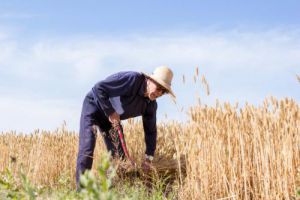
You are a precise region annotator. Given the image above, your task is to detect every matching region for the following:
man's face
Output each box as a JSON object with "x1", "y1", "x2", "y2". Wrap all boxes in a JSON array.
[{"x1": 147, "y1": 79, "x2": 167, "y2": 101}]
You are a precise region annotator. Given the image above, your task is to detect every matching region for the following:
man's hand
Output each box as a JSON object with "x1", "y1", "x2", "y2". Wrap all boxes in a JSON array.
[{"x1": 109, "y1": 112, "x2": 120, "y2": 128}]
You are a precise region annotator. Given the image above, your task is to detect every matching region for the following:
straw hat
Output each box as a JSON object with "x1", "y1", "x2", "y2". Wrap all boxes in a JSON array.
[{"x1": 143, "y1": 66, "x2": 176, "y2": 99}]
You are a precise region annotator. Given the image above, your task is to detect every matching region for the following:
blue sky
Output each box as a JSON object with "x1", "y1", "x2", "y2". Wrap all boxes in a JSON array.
[{"x1": 0, "y1": 0, "x2": 299, "y2": 133}]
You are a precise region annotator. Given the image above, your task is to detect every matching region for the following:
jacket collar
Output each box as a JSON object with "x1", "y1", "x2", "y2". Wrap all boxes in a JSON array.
[{"x1": 138, "y1": 75, "x2": 147, "y2": 97}]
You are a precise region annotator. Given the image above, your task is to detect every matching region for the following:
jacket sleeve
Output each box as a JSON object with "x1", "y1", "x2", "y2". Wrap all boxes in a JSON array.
[
  {"x1": 92, "y1": 72, "x2": 136, "y2": 117},
  {"x1": 142, "y1": 101, "x2": 158, "y2": 156}
]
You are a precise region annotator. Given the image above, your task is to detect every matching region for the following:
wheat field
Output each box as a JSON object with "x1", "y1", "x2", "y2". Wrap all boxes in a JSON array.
[
  {"x1": 1, "y1": 71, "x2": 300, "y2": 199},
  {"x1": 1, "y1": 95, "x2": 299, "y2": 199}
]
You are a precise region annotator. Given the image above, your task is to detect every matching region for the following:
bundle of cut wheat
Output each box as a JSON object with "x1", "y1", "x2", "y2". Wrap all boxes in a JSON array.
[{"x1": 113, "y1": 155, "x2": 186, "y2": 182}]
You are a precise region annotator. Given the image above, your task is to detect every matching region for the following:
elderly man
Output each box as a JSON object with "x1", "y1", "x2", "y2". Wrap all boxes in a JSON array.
[{"x1": 75, "y1": 66, "x2": 175, "y2": 188}]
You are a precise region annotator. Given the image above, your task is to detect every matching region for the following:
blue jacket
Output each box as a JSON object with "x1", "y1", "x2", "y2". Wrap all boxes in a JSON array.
[{"x1": 91, "y1": 71, "x2": 157, "y2": 156}]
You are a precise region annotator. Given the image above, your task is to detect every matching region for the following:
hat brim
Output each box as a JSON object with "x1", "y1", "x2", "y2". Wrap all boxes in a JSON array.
[{"x1": 142, "y1": 72, "x2": 176, "y2": 100}]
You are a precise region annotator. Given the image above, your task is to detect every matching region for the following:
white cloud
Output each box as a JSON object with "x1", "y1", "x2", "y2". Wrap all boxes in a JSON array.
[
  {"x1": 2, "y1": 29, "x2": 299, "y2": 81},
  {"x1": 0, "y1": 28, "x2": 299, "y2": 132},
  {"x1": 0, "y1": 96, "x2": 80, "y2": 133}
]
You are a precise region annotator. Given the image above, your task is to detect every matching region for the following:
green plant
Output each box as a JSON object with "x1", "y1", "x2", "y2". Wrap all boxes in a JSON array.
[
  {"x1": 0, "y1": 167, "x2": 38, "y2": 200},
  {"x1": 79, "y1": 152, "x2": 117, "y2": 200},
  {"x1": 20, "y1": 169, "x2": 37, "y2": 200},
  {"x1": 57, "y1": 171, "x2": 72, "y2": 189},
  {"x1": 0, "y1": 168, "x2": 20, "y2": 199}
]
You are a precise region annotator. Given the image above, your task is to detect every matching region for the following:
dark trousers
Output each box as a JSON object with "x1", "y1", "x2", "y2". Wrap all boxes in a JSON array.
[{"x1": 75, "y1": 93, "x2": 124, "y2": 189}]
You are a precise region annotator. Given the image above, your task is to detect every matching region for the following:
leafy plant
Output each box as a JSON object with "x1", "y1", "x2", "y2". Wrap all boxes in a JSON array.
[
  {"x1": 0, "y1": 167, "x2": 38, "y2": 200},
  {"x1": 78, "y1": 152, "x2": 117, "y2": 200}
]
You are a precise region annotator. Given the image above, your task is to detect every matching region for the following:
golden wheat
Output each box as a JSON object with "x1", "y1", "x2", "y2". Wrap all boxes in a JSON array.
[
  {"x1": 1, "y1": 69, "x2": 299, "y2": 199},
  {"x1": 1, "y1": 96, "x2": 299, "y2": 199}
]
